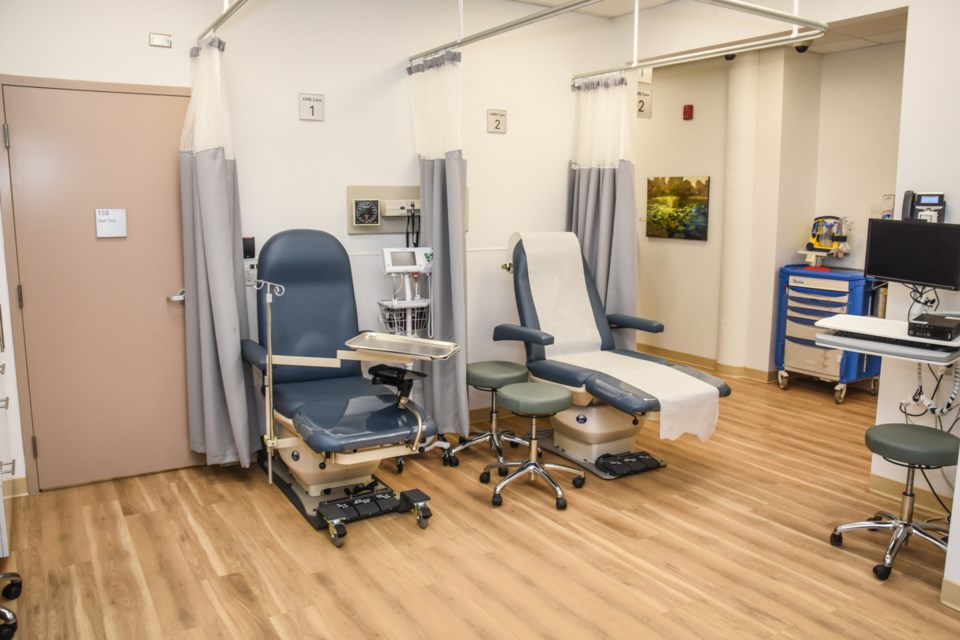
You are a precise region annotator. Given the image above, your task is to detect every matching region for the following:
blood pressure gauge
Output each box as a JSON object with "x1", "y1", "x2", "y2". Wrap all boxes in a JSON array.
[{"x1": 353, "y1": 199, "x2": 380, "y2": 226}]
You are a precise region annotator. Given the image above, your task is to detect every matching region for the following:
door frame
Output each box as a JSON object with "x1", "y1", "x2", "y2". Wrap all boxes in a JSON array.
[{"x1": 0, "y1": 75, "x2": 191, "y2": 494}]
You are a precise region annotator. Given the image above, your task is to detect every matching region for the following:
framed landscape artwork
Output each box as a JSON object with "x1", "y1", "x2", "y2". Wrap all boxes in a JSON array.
[{"x1": 646, "y1": 176, "x2": 710, "y2": 241}]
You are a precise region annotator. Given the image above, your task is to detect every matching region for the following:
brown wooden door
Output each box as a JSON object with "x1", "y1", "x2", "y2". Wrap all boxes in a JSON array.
[{"x1": 1, "y1": 80, "x2": 202, "y2": 489}]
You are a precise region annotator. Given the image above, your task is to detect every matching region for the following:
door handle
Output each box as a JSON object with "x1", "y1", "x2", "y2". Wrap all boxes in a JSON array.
[{"x1": 167, "y1": 289, "x2": 185, "y2": 303}]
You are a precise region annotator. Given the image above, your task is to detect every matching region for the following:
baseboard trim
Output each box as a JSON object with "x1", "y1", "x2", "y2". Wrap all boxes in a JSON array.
[
  {"x1": 634, "y1": 344, "x2": 774, "y2": 383},
  {"x1": 868, "y1": 473, "x2": 954, "y2": 513},
  {"x1": 714, "y1": 363, "x2": 777, "y2": 383},
  {"x1": 941, "y1": 578, "x2": 960, "y2": 612},
  {"x1": 469, "y1": 407, "x2": 490, "y2": 426},
  {"x1": 469, "y1": 407, "x2": 519, "y2": 426},
  {"x1": 3, "y1": 476, "x2": 28, "y2": 499}
]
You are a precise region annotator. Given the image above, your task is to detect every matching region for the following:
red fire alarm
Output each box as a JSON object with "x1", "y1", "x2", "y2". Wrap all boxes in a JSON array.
[{"x1": 683, "y1": 104, "x2": 694, "y2": 120}]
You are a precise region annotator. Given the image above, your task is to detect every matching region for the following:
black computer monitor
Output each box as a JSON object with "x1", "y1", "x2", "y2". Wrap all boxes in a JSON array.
[{"x1": 864, "y1": 218, "x2": 960, "y2": 291}]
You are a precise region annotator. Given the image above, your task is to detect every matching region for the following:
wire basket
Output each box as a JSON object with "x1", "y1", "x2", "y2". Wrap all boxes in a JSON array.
[{"x1": 378, "y1": 300, "x2": 429, "y2": 336}]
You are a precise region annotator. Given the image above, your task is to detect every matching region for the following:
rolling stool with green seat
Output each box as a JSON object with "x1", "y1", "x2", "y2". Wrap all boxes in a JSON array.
[
  {"x1": 442, "y1": 361, "x2": 530, "y2": 468},
  {"x1": 480, "y1": 382, "x2": 585, "y2": 510},
  {"x1": 830, "y1": 422, "x2": 960, "y2": 580}
]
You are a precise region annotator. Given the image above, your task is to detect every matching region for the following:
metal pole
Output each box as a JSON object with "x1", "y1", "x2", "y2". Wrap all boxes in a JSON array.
[
  {"x1": 409, "y1": 0, "x2": 603, "y2": 62},
  {"x1": 197, "y1": 0, "x2": 251, "y2": 41},
  {"x1": 573, "y1": 0, "x2": 827, "y2": 80},
  {"x1": 694, "y1": 0, "x2": 826, "y2": 32},
  {"x1": 573, "y1": 28, "x2": 824, "y2": 79}
]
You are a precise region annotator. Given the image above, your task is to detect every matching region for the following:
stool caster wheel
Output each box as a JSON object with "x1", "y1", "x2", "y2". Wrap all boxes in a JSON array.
[
  {"x1": 442, "y1": 452, "x2": 459, "y2": 467},
  {"x1": 873, "y1": 564, "x2": 891, "y2": 581},
  {"x1": 573, "y1": 476, "x2": 585, "y2": 489},
  {"x1": 0, "y1": 622, "x2": 16, "y2": 640},
  {"x1": 866, "y1": 515, "x2": 882, "y2": 531},
  {"x1": 829, "y1": 532, "x2": 842, "y2": 546},
  {"x1": 479, "y1": 471, "x2": 491, "y2": 484},
  {"x1": 509, "y1": 441, "x2": 519, "y2": 448},
  {"x1": 492, "y1": 494, "x2": 503, "y2": 507},
  {"x1": 396, "y1": 457, "x2": 404, "y2": 474},
  {"x1": 556, "y1": 497, "x2": 567, "y2": 510},
  {"x1": 1, "y1": 581, "x2": 21, "y2": 600},
  {"x1": 498, "y1": 466, "x2": 508, "y2": 477}
]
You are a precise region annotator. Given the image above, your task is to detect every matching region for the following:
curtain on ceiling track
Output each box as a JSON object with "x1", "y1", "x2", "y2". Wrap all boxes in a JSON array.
[
  {"x1": 407, "y1": 50, "x2": 470, "y2": 437},
  {"x1": 567, "y1": 73, "x2": 639, "y2": 349},
  {"x1": 179, "y1": 36, "x2": 258, "y2": 465}
]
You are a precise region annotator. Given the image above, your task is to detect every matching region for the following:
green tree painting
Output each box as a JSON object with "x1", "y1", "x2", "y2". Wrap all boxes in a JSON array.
[{"x1": 646, "y1": 176, "x2": 710, "y2": 240}]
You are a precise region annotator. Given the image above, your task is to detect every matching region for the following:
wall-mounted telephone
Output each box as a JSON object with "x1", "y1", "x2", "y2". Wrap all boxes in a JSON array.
[{"x1": 902, "y1": 190, "x2": 946, "y2": 223}]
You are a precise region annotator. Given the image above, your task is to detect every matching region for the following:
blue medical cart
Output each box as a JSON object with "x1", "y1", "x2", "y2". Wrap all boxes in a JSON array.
[{"x1": 774, "y1": 265, "x2": 882, "y2": 403}]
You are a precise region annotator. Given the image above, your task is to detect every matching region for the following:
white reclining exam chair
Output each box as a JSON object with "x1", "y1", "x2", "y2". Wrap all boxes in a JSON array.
[{"x1": 495, "y1": 232, "x2": 731, "y2": 478}]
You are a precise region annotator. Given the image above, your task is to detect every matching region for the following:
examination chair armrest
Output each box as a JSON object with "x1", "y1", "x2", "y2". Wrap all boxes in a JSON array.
[
  {"x1": 526, "y1": 360, "x2": 596, "y2": 387},
  {"x1": 607, "y1": 314, "x2": 664, "y2": 334},
  {"x1": 672, "y1": 363, "x2": 733, "y2": 397},
  {"x1": 585, "y1": 373, "x2": 661, "y2": 415},
  {"x1": 525, "y1": 362, "x2": 662, "y2": 414},
  {"x1": 241, "y1": 339, "x2": 267, "y2": 371},
  {"x1": 493, "y1": 323, "x2": 554, "y2": 346}
]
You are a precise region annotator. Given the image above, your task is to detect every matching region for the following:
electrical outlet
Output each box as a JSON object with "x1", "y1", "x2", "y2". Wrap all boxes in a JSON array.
[
  {"x1": 149, "y1": 33, "x2": 173, "y2": 48},
  {"x1": 244, "y1": 262, "x2": 257, "y2": 286}
]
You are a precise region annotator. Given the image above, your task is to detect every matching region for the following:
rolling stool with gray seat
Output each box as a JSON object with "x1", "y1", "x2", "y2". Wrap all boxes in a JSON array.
[
  {"x1": 442, "y1": 361, "x2": 529, "y2": 469},
  {"x1": 830, "y1": 422, "x2": 960, "y2": 580},
  {"x1": 480, "y1": 382, "x2": 585, "y2": 510}
]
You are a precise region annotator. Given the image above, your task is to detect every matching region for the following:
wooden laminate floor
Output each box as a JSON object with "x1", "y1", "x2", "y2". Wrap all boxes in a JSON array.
[{"x1": 2, "y1": 375, "x2": 959, "y2": 638}]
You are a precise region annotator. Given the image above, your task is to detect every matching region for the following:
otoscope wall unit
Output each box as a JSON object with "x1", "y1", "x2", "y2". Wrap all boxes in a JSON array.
[{"x1": 345, "y1": 185, "x2": 420, "y2": 236}]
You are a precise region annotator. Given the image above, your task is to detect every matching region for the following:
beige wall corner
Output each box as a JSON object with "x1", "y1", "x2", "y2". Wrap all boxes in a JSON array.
[
  {"x1": 941, "y1": 578, "x2": 960, "y2": 612},
  {"x1": 869, "y1": 473, "x2": 953, "y2": 513}
]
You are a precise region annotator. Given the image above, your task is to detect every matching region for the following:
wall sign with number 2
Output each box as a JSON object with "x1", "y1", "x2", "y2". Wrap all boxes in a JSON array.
[{"x1": 487, "y1": 109, "x2": 507, "y2": 134}]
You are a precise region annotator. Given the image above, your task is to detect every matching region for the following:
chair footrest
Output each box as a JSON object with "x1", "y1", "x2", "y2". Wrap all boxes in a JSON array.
[
  {"x1": 595, "y1": 451, "x2": 664, "y2": 477},
  {"x1": 258, "y1": 452, "x2": 431, "y2": 531},
  {"x1": 398, "y1": 488, "x2": 431, "y2": 512},
  {"x1": 317, "y1": 487, "x2": 402, "y2": 524}
]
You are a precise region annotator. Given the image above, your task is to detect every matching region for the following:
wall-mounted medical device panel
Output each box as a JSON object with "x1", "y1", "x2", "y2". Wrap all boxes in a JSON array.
[
  {"x1": 346, "y1": 185, "x2": 420, "y2": 235},
  {"x1": 383, "y1": 247, "x2": 433, "y2": 273}
]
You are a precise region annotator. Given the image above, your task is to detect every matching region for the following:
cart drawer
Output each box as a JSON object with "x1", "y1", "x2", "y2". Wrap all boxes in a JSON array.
[
  {"x1": 785, "y1": 317, "x2": 822, "y2": 342},
  {"x1": 787, "y1": 288, "x2": 849, "y2": 306},
  {"x1": 787, "y1": 304, "x2": 837, "y2": 320},
  {"x1": 784, "y1": 339, "x2": 842, "y2": 378},
  {"x1": 788, "y1": 275, "x2": 850, "y2": 293}
]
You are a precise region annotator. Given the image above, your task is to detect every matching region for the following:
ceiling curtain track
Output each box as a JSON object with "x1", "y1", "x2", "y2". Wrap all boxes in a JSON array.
[
  {"x1": 198, "y1": 0, "x2": 252, "y2": 40},
  {"x1": 575, "y1": 0, "x2": 827, "y2": 79},
  {"x1": 409, "y1": 0, "x2": 603, "y2": 63},
  {"x1": 406, "y1": 0, "x2": 826, "y2": 76}
]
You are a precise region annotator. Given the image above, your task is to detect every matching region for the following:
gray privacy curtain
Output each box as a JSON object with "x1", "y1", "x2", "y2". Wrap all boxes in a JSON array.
[
  {"x1": 420, "y1": 152, "x2": 470, "y2": 436},
  {"x1": 567, "y1": 74, "x2": 638, "y2": 349},
  {"x1": 179, "y1": 36, "x2": 258, "y2": 465},
  {"x1": 408, "y1": 51, "x2": 470, "y2": 436}
]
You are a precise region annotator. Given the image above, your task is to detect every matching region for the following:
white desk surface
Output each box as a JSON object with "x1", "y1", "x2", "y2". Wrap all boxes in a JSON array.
[
  {"x1": 814, "y1": 315, "x2": 960, "y2": 365},
  {"x1": 816, "y1": 314, "x2": 960, "y2": 345}
]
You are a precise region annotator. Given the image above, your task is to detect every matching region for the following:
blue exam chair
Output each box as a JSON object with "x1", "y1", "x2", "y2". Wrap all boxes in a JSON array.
[
  {"x1": 495, "y1": 232, "x2": 731, "y2": 477},
  {"x1": 241, "y1": 229, "x2": 437, "y2": 546}
]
